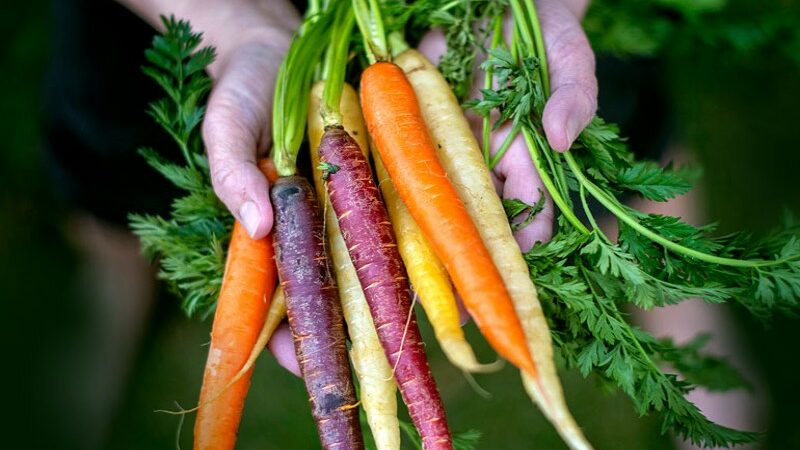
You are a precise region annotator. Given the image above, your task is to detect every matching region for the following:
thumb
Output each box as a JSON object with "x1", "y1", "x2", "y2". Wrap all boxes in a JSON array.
[
  {"x1": 203, "y1": 45, "x2": 277, "y2": 239},
  {"x1": 538, "y1": 0, "x2": 598, "y2": 152}
]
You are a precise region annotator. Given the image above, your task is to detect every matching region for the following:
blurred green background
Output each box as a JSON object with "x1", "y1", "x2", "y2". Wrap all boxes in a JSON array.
[{"x1": 2, "y1": 0, "x2": 799, "y2": 449}]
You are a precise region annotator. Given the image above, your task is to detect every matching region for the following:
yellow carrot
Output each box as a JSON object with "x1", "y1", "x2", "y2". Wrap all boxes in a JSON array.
[
  {"x1": 371, "y1": 147, "x2": 499, "y2": 373},
  {"x1": 308, "y1": 81, "x2": 401, "y2": 450},
  {"x1": 395, "y1": 49, "x2": 592, "y2": 450}
]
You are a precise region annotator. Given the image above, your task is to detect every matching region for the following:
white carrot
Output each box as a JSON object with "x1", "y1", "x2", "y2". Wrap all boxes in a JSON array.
[{"x1": 395, "y1": 48, "x2": 593, "y2": 450}]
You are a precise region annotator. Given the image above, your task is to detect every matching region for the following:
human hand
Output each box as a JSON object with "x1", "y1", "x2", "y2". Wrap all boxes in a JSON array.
[
  {"x1": 121, "y1": 0, "x2": 300, "y2": 239},
  {"x1": 420, "y1": 0, "x2": 598, "y2": 250},
  {"x1": 119, "y1": 0, "x2": 302, "y2": 371}
]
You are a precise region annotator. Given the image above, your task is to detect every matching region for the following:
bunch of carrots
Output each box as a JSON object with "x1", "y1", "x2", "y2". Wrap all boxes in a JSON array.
[{"x1": 159, "y1": 2, "x2": 590, "y2": 450}]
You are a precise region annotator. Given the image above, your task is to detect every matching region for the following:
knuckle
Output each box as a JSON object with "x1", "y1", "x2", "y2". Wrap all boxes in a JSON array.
[{"x1": 209, "y1": 161, "x2": 244, "y2": 201}]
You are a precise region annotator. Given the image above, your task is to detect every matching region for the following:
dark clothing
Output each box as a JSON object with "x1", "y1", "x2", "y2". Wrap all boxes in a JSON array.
[{"x1": 43, "y1": 0, "x2": 176, "y2": 224}]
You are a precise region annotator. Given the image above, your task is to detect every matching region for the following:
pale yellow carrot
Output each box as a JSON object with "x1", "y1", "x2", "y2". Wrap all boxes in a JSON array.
[
  {"x1": 371, "y1": 147, "x2": 500, "y2": 373},
  {"x1": 308, "y1": 81, "x2": 401, "y2": 450},
  {"x1": 395, "y1": 49, "x2": 592, "y2": 450}
]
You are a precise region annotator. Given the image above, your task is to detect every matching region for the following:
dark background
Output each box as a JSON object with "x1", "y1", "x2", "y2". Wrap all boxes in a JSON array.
[{"x1": 2, "y1": 0, "x2": 799, "y2": 448}]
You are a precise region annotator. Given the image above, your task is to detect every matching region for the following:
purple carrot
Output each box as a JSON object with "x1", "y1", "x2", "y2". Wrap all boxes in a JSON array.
[
  {"x1": 319, "y1": 126, "x2": 453, "y2": 450},
  {"x1": 271, "y1": 176, "x2": 364, "y2": 450}
]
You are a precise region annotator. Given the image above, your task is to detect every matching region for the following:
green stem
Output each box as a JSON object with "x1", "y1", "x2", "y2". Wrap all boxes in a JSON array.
[
  {"x1": 510, "y1": 22, "x2": 521, "y2": 62},
  {"x1": 564, "y1": 153, "x2": 790, "y2": 268},
  {"x1": 488, "y1": 124, "x2": 519, "y2": 170},
  {"x1": 523, "y1": 0, "x2": 550, "y2": 93},
  {"x1": 180, "y1": 144, "x2": 195, "y2": 169},
  {"x1": 352, "y1": 0, "x2": 377, "y2": 63},
  {"x1": 508, "y1": 0, "x2": 535, "y2": 53},
  {"x1": 483, "y1": 15, "x2": 504, "y2": 164},
  {"x1": 578, "y1": 184, "x2": 603, "y2": 236},
  {"x1": 352, "y1": 0, "x2": 389, "y2": 63},
  {"x1": 273, "y1": 147, "x2": 295, "y2": 177},
  {"x1": 271, "y1": 7, "x2": 332, "y2": 177},
  {"x1": 321, "y1": 4, "x2": 354, "y2": 127},
  {"x1": 368, "y1": 0, "x2": 388, "y2": 59},
  {"x1": 523, "y1": 128, "x2": 589, "y2": 234},
  {"x1": 174, "y1": 55, "x2": 195, "y2": 169},
  {"x1": 532, "y1": 128, "x2": 570, "y2": 203},
  {"x1": 388, "y1": 31, "x2": 409, "y2": 58}
]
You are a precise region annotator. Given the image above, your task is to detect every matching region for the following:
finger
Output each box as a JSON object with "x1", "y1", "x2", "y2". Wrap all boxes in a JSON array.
[
  {"x1": 203, "y1": 44, "x2": 279, "y2": 239},
  {"x1": 537, "y1": 0, "x2": 598, "y2": 152},
  {"x1": 492, "y1": 126, "x2": 554, "y2": 251},
  {"x1": 266, "y1": 322, "x2": 301, "y2": 377},
  {"x1": 417, "y1": 28, "x2": 447, "y2": 62}
]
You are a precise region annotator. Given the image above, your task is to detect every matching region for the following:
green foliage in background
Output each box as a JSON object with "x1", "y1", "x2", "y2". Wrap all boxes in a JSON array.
[{"x1": 585, "y1": 0, "x2": 800, "y2": 63}]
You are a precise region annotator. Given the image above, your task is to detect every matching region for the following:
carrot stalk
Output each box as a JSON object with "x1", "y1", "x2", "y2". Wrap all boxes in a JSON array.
[
  {"x1": 193, "y1": 219, "x2": 277, "y2": 450},
  {"x1": 309, "y1": 81, "x2": 401, "y2": 450},
  {"x1": 371, "y1": 149, "x2": 500, "y2": 374},
  {"x1": 359, "y1": 61, "x2": 537, "y2": 379},
  {"x1": 395, "y1": 49, "x2": 592, "y2": 450},
  {"x1": 271, "y1": 176, "x2": 364, "y2": 450}
]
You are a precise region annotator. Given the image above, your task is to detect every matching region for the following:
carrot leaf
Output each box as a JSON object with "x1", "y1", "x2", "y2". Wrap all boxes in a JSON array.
[
  {"x1": 502, "y1": 193, "x2": 545, "y2": 231},
  {"x1": 129, "y1": 16, "x2": 230, "y2": 319},
  {"x1": 430, "y1": 0, "x2": 800, "y2": 446}
]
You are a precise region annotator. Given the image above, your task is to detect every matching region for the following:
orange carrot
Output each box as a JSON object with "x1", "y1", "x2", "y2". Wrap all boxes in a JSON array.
[
  {"x1": 193, "y1": 163, "x2": 278, "y2": 450},
  {"x1": 360, "y1": 61, "x2": 536, "y2": 378}
]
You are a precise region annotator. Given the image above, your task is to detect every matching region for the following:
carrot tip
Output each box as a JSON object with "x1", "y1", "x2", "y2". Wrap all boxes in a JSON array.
[{"x1": 440, "y1": 338, "x2": 505, "y2": 374}]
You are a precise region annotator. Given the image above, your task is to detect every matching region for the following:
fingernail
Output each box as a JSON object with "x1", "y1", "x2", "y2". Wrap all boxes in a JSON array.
[{"x1": 239, "y1": 201, "x2": 261, "y2": 237}]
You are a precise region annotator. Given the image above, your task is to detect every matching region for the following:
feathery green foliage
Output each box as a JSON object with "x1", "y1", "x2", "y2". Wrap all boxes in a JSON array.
[
  {"x1": 502, "y1": 193, "x2": 545, "y2": 232},
  {"x1": 395, "y1": 0, "x2": 800, "y2": 446},
  {"x1": 128, "y1": 17, "x2": 229, "y2": 319}
]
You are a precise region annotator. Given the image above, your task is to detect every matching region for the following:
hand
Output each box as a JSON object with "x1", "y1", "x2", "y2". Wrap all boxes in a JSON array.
[
  {"x1": 121, "y1": 0, "x2": 300, "y2": 239},
  {"x1": 420, "y1": 0, "x2": 597, "y2": 250},
  {"x1": 119, "y1": 0, "x2": 302, "y2": 371}
]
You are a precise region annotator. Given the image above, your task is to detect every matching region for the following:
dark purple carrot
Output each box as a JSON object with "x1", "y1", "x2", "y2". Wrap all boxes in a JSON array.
[
  {"x1": 271, "y1": 176, "x2": 364, "y2": 450},
  {"x1": 319, "y1": 126, "x2": 452, "y2": 450}
]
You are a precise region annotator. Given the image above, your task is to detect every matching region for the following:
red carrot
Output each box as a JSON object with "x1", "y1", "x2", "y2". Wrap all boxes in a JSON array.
[
  {"x1": 319, "y1": 126, "x2": 452, "y2": 450},
  {"x1": 271, "y1": 175, "x2": 364, "y2": 450}
]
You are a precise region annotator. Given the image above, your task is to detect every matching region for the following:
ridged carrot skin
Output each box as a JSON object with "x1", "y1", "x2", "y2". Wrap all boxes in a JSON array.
[
  {"x1": 308, "y1": 82, "x2": 401, "y2": 450},
  {"x1": 371, "y1": 151, "x2": 494, "y2": 373},
  {"x1": 193, "y1": 220, "x2": 276, "y2": 450},
  {"x1": 319, "y1": 126, "x2": 452, "y2": 450},
  {"x1": 224, "y1": 287, "x2": 287, "y2": 391},
  {"x1": 271, "y1": 176, "x2": 364, "y2": 450},
  {"x1": 360, "y1": 61, "x2": 537, "y2": 378},
  {"x1": 396, "y1": 49, "x2": 592, "y2": 450}
]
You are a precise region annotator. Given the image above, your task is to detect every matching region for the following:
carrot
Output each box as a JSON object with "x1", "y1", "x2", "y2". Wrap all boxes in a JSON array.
[
  {"x1": 220, "y1": 286, "x2": 287, "y2": 396},
  {"x1": 319, "y1": 125, "x2": 452, "y2": 450},
  {"x1": 193, "y1": 218, "x2": 277, "y2": 450},
  {"x1": 271, "y1": 176, "x2": 364, "y2": 450},
  {"x1": 395, "y1": 49, "x2": 592, "y2": 450},
  {"x1": 359, "y1": 61, "x2": 537, "y2": 379},
  {"x1": 309, "y1": 81, "x2": 401, "y2": 450},
  {"x1": 371, "y1": 148, "x2": 499, "y2": 374}
]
